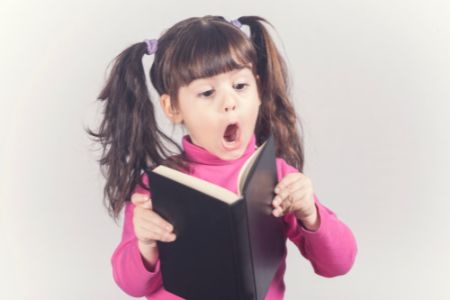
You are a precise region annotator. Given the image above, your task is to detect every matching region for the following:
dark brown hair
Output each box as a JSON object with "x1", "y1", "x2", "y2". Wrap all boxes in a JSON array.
[{"x1": 87, "y1": 15, "x2": 304, "y2": 221}]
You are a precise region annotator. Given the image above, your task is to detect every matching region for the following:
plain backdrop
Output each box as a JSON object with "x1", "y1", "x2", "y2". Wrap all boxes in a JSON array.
[{"x1": 1, "y1": 0, "x2": 449, "y2": 299}]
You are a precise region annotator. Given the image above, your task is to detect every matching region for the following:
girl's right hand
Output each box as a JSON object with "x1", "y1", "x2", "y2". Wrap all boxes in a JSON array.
[{"x1": 131, "y1": 193, "x2": 177, "y2": 246}]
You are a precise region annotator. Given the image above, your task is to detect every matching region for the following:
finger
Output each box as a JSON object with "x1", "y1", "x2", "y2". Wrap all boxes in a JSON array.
[
  {"x1": 135, "y1": 212, "x2": 176, "y2": 240},
  {"x1": 272, "y1": 195, "x2": 283, "y2": 208},
  {"x1": 131, "y1": 193, "x2": 152, "y2": 209},
  {"x1": 272, "y1": 206, "x2": 284, "y2": 217},
  {"x1": 275, "y1": 185, "x2": 306, "y2": 216},
  {"x1": 280, "y1": 196, "x2": 295, "y2": 214},
  {"x1": 272, "y1": 182, "x2": 305, "y2": 208},
  {"x1": 274, "y1": 173, "x2": 303, "y2": 194},
  {"x1": 131, "y1": 193, "x2": 149, "y2": 204},
  {"x1": 272, "y1": 195, "x2": 291, "y2": 216},
  {"x1": 137, "y1": 224, "x2": 177, "y2": 242},
  {"x1": 136, "y1": 207, "x2": 174, "y2": 231},
  {"x1": 144, "y1": 224, "x2": 176, "y2": 241},
  {"x1": 142, "y1": 199, "x2": 152, "y2": 209}
]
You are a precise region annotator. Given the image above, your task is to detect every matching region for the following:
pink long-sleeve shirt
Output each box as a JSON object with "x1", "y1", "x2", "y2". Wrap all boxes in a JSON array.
[{"x1": 111, "y1": 134, "x2": 357, "y2": 299}]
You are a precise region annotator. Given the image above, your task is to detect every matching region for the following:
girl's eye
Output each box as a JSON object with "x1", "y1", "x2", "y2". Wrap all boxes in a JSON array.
[
  {"x1": 234, "y1": 83, "x2": 249, "y2": 91},
  {"x1": 198, "y1": 83, "x2": 248, "y2": 98},
  {"x1": 199, "y1": 89, "x2": 215, "y2": 98}
]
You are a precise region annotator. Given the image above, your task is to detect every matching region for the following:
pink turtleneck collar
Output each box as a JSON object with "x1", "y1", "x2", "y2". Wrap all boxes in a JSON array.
[{"x1": 181, "y1": 134, "x2": 257, "y2": 166}]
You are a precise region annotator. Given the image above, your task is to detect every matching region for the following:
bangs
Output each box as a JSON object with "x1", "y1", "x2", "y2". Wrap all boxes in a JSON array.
[{"x1": 169, "y1": 23, "x2": 257, "y2": 88}]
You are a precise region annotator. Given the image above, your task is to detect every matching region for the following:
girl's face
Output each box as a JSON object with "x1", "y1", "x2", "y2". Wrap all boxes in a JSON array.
[{"x1": 162, "y1": 67, "x2": 261, "y2": 160}]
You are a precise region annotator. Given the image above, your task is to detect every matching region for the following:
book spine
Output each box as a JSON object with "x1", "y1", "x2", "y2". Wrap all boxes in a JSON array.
[{"x1": 230, "y1": 200, "x2": 256, "y2": 300}]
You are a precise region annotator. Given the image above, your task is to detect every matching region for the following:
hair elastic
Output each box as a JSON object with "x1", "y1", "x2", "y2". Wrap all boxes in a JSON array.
[
  {"x1": 230, "y1": 19, "x2": 242, "y2": 28},
  {"x1": 144, "y1": 39, "x2": 158, "y2": 55}
]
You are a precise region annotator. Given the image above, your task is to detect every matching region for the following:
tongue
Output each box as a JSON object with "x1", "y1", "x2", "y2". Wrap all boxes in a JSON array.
[{"x1": 224, "y1": 124, "x2": 237, "y2": 142}]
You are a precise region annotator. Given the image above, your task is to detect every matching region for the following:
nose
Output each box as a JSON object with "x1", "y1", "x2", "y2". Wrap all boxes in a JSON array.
[
  {"x1": 223, "y1": 95, "x2": 237, "y2": 112},
  {"x1": 225, "y1": 103, "x2": 236, "y2": 112}
]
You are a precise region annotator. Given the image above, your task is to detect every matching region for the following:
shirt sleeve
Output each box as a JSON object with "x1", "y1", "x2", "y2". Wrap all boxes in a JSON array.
[
  {"x1": 110, "y1": 173, "x2": 183, "y2": 299},
  {"x1": 276, "y1": 158, "x2": 358, "y2": 277}
]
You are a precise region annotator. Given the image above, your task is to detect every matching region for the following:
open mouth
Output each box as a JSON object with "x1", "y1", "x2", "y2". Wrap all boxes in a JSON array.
[
  {"x1": 224, "y1": 123, "x2": 239, "y2": 142},
  {"x1": 222, "y1": 122, "x2": 241, "y2": 150}
]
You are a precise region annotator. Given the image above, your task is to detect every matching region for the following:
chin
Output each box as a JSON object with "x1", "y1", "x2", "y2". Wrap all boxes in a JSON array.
[
  {"x1": 220, "y1": 153, "x2": 242, "y2": 160},
  {"x1": 217, "y1": 146, "x2": 246, "y2": 161}
]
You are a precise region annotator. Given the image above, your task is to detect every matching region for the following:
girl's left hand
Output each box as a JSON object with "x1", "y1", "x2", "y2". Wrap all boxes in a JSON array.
[{"x1": 272, "y1": 172, "x2": 320, "y2": 231}]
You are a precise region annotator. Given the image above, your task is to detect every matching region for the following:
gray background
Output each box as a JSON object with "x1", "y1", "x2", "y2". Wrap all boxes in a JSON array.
[{"x1": 1, "y1": 0, "x2": 449, "y2": 299}]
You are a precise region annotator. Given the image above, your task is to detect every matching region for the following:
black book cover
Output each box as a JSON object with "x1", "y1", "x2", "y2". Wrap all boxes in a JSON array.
[{"x1": 146, "y1": 134, "x2": 285, "y2": 300}]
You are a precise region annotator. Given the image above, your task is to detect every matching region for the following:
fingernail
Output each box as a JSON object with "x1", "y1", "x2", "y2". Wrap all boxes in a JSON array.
[{"x1": 274, "y1": 187, "x2": 280, "y2": 193}]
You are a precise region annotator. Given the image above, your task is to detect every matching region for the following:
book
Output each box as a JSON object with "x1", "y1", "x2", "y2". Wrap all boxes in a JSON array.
[{"x1": 146, "y1": 134, "x2": 285, "y2": 300}]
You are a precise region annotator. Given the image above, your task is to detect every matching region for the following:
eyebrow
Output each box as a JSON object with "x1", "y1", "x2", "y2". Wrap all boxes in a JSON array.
[
  {"x1": 190, "y1": 67, "x2": 253, "y2": 87},
  {"x1": 234, "y1": 63, "x2": 254, "y2": 73},
  {"x1": 233, "y1": 66, "x2": 253, "y2": 75}
]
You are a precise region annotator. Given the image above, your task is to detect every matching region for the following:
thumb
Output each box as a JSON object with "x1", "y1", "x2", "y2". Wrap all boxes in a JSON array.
[
  {"x1": 141, "y1": 198, "x2": 152, "y2": 210},
  {"x1": 131, "y1": 193, "x2": 152, "y2": 209}
]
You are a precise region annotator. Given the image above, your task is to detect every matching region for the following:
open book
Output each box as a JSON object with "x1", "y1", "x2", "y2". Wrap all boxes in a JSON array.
[{"x1": 146, "y1": 134, "x2": 285, "y2": 300}]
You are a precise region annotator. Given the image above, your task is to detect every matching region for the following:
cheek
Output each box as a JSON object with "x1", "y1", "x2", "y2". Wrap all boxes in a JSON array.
[
  {"x1": 243, "y1": 98, "x2": 261, "y2": 118},
  {"x1": 184, "y1": 105, "x2": 215, "y2": 121},
  {"x1": 182, "y1": 109, "x2": 219, "y2": 132}
]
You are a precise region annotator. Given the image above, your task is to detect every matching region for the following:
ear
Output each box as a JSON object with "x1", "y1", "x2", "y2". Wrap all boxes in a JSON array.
[{"x1": 160, "y1": 94, "x2": 183, "y2": 124}]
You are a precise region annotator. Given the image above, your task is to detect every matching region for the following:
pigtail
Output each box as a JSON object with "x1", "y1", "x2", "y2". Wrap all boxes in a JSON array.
[
  {"x1": 238, "y1": 16, "x2": 305, "y2": 171},
  {"x1": 87, "y1": 42, "x2": 185, "y2": 221}
]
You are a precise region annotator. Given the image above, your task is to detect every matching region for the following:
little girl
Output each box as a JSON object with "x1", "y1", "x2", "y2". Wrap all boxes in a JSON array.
[{"x1": 89, "y1": 15, "x2": 357, "y2": 299}]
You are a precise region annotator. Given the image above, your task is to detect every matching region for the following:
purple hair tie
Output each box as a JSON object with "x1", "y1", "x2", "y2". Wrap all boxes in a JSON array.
[
  {"x1": 230, "y1": 19, "x2": 242, "y2": 28},
  {"x1": 144, "y1": 39, "x2": 158, "y2": 55}
]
